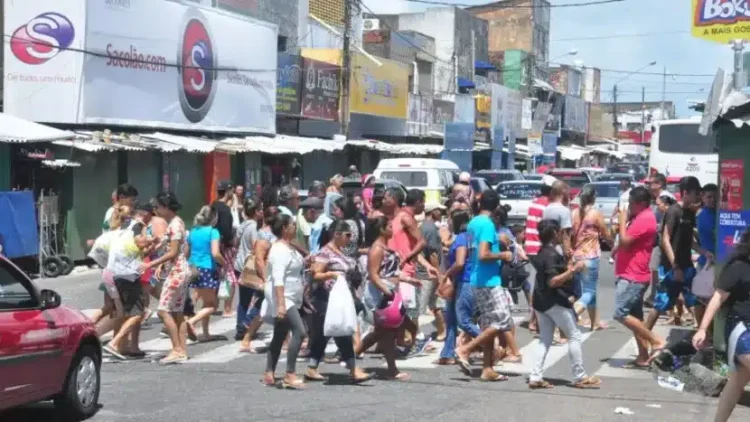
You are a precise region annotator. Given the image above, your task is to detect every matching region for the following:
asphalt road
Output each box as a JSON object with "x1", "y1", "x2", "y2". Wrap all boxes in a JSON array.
[{"x1": 4, "y1": 257, "x2": 750, "y2": 422}]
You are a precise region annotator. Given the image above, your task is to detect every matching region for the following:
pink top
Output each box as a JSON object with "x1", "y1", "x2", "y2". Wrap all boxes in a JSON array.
[
  {"x1": 572, "y1": 207, "x2": 601, "y2": 260},
  {"x1": 362, "y1": 187, "x2": 374, "y2": 215},
  {"x1": 615, "y1": 208, "x2": 657, "y2": 283},
  {"x1": 387, "y1": 210, "x2": 417, "y2": 277}
]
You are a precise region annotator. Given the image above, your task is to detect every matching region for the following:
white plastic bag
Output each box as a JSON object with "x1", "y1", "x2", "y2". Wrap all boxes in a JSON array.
[
  {"x1": 324, "y1": 275, "x2": 357, "y2": 337},
  {"x1": 218, "y1": 278, "x2": 232, "y2": 300},
  {"x1": 399, "y1": 282, "x2": 417, "y2": 309},
  {"x1": 106, "y1": 230, "x2": 142, "y2": 280},
  {"x1": 260, "y1": 280, "x2": 276, "y2": 324},
  {"x1": 88, "y1": 230, "x2": 121, "y2": 268},
  {"x1": 692, "y1": 266, "x2": 715, "y2": 299}
]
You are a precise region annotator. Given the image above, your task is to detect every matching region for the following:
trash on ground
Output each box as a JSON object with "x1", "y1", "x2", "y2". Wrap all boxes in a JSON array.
[
  {"x1": 614, "y1": 407, "x2": 635, "y2": 415},
  {"x1": 646, "y1": 404, "x2": 662, "y2": 408}
]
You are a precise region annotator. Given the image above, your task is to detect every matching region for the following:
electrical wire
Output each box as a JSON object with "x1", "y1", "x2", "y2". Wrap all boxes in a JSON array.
[
  {"x1": 552, "y1": 30, "x2": 689, "y2": 42},
  {"x1": 399, "y1": 0, "x2": 624, "y2": 8}
]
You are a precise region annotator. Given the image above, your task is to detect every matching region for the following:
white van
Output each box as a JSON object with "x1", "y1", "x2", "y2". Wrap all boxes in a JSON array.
[{"x1": 373, "y1": 158, "x2": 458, "y2": 203}]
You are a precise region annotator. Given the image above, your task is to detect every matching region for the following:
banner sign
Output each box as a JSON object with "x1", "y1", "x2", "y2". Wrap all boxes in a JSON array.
[
  {"x1": 542, "y1": 132, "x2": 558, "y2": 164},
  {"x1": 83, "y1": 1, "x2": 277, "y2": 133},
  {"x1": 718, "y1": 210, "x2": 750, "y2": 263},
  {"x1": 528, "y1": 133, "x2": 543, "y2": 155},
  {"x1": 720, "y1": 158, "x2": 745, "y2": 211},
  {"x1": 432, "y1": 100, "x2": 455, "y2": 133},
  {"x1": 563, "y1": 95, "x2": 588, "y2": 133},
  {"x1": 300, "y1": 58, "x2": 340, "y2": 121},
  {"x1": 277, "y1": 53, "x2": 301, "y2": 116},
  {"x1": 443, "y1": 122, "x2": 474, "y2": 172},
  {"x1": 691, "y1": 0, "x2": 750, "y2": 44},
  {"x1": 351, "y1": 53, "x2": 408, "y2": 119}
]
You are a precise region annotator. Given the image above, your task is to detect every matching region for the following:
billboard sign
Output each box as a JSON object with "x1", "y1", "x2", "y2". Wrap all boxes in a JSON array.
[
  {"x1": 350, "y1": 53, "x2": 409, "y2": 119},
  {"x1": 691, "y1": 0, "x2": 750, "y2": 44},
  {"x1": 300, "y1": 58, "x2": 340, "y2": 121},
  {"x1": 4, "y1": 1, "x2": 87, "y2": 123},
  {"x1": 277, "y1": 53, "x2": 302, "y2": 116},
  {"x1": 563, "y1": 95, "x2": 588, "y2": 133},
  {"x1": 82, "y1": 1, "x2": 277, "y2": 134}
]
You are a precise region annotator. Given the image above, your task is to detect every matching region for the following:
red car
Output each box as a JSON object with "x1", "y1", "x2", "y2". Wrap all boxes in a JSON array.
[
  {"x1": 548, "y1": 168, "x2": 593, "y2": 200},
  {"x1": 0, "y1": 256, "x2": 101, "y2": 419}
]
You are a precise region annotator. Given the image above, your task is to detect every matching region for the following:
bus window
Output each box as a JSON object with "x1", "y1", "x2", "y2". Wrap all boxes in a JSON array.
[{"x1": 658, "y1": 124, "x2": 718, "y2": 154}]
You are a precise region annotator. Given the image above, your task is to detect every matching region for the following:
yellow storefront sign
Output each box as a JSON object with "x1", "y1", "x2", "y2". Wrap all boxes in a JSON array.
[
  {"x1": 691, "y1": 0, "x2": 750, "y2": 44},
  {"x1": 300, "y1": 48, "x2": 409, "y2": 119}
]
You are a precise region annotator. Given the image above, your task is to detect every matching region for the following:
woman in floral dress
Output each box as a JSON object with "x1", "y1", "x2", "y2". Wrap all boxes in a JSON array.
[{"x1": 141, "y1": 192, "x2": 190, "y2": 364}]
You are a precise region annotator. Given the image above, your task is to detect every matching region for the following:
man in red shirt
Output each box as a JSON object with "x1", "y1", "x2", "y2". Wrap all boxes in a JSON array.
[{"x1": 613, "y1": 186, "x2": 666, "y2": 368}]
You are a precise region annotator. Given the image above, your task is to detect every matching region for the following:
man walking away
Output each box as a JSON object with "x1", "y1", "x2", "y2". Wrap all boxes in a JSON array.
[
  {"x1": 524, "y1": 175, "x2": 556, "y2": 332},
  {"x1": 455, "y1": 190, "x2": 514, "y2": 382},
  {"x1": 613, "y1": 186, "x2": 665, "y2": 368},
  {"x1": 418, "y1": 202, "x2": 448, "y2": 341}
]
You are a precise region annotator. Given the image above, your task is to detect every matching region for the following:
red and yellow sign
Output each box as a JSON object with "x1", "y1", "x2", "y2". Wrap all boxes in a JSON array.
[{"x1": 691, "y1": 0, "x2": 750, "y2": 44}]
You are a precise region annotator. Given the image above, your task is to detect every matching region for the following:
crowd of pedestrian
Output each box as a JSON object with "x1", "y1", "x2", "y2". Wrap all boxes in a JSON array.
[{"x1": 85, "y1": 169, "x2": 750, "y2": 420}]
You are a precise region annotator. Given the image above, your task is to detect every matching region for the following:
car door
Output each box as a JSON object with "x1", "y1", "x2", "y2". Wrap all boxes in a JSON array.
[{"x1": 0, "y1": 258, "x2": 64, "y2": 407}]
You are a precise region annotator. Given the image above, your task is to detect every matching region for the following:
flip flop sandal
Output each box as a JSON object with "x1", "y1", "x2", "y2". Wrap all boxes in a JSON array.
[
  {"x1": 622, "y1": 361, "x2": 650, "y2": 370},
  {"x1": 573, "y1": 376, "x2": 602, "y2": 389},
  {"x1": 351, "y1": 373, "x2": 373, "y2": 384},
  {"x1": 304, "y1": 373, "x2": 328, "y2": 382},
  {"x1": 528, "y1": 380, "x2": 554, "y2": 389},
  {"x1": 502, "y1": 355, "x2": 523, "y2": 363},
  {"x1": 238, "y1": 346, "x2": 258, "y2": 354},
  {"x1": 386, "y1": 372, "x2": 411, "y2": 381},
  {"x1": 279, "y1": 380, "x2": 306, "y2": 390},
  {"x1": 260, "y1": 379, "x2": 277, "y2": 388},
  {"x1": 594, "y1": 323, "x2": 612, "y2": 331},
  {"x1": 159, "y1": 355, "x2": 187, "y2": 365},
  {"x1": 480, "y1": 373, "x2": 508, "y2": 382},
  {"x1": 456, "y1": 357, "x2": 472, "y2": 376},
  {"x1": 103, "y1": 345, "x2": 127, "y2": 360}
]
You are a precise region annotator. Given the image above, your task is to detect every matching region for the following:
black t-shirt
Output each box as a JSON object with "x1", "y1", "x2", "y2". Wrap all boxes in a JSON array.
[
  {"x1": 531, "y1": 245, "x2": 572, "y2": 312},
  {"x1": 717, "y1": 259, "x2": 750, "y2": 322},
  {"x1": 660, "y1": 204, "x2": 696, "y2": 270},
  {"x1": 212, "y1": 201, "x2": 234, "y2": 246}
]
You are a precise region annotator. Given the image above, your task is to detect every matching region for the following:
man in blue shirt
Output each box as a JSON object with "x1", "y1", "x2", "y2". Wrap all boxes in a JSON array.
[{"x1": 455, "y1": 189, "x2": 514, "y2": 382}]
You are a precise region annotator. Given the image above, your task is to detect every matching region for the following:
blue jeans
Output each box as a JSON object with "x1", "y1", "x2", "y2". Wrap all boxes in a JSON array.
[
  {"x1": 654, "y1": 266, "x2": 697, "y2": 313},
  {"x1": 574, "y1": 258, "x2": 600, "y2": 309},
  {"x1": 613, "y1": 278, "x2": 647, "y2": 322},
  {"x1": 236, "y1": 284, "x2": 263, "y2": 335},
  {"x1": 440, "y1": 282, "x2": 480, "y2": 359}
]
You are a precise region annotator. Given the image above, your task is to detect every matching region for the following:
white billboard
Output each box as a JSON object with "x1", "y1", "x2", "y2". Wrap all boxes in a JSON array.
[
  {"x1": 83, "y1": 0, "x2": 277, "y2": 134},
  {"x1": 3, "y1": 0, "x2": 87, "y2": 123},
  {"x1": 3, "y1": 0, "x2": 278, "y2": 134}
]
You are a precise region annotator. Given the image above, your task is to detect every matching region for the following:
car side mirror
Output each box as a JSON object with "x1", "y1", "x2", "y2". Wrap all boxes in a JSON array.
[{"x1": 40, "y1": 289, "x2": 62, "y2": 310}]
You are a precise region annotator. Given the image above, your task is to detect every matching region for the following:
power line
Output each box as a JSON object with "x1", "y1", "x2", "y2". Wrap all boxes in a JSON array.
[
  {"x1": 401, "y1": 0, "x2": 624, "y2": 8},
  {"x1": 552, "y1": 30, "x2": 689, "y2": 42}
]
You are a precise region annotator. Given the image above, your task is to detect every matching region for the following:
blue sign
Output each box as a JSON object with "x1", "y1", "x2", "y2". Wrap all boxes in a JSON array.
[
  {"x1": 717, "y1": 210, "x2": 750, "y2": 263},
  {"x1": 443, "y1": 122, "x2": 474, "y2": 171},
  {"x1": 491, "y1": 127, "x2": 504, "y2": 170},
  {"x1": 542, "y1": 132, "x2": 557, "y2": 165}
]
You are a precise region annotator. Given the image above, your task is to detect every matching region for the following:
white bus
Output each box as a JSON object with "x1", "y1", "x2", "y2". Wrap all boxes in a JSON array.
[{"x1": 648, "y1": 116, "x2": 718, "y2": 187}]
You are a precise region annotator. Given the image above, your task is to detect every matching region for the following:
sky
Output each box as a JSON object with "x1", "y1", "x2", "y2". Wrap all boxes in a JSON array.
[{"x1": 361, "y1": 0, "x2": 731, "y2": 118}]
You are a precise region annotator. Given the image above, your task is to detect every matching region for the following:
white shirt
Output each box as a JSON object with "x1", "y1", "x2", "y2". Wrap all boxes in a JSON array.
[
  {"x1": 265, "y1": 241, "x2": 305, "y2": 310},
  {"x1": 618, "y1": 188, "x2": 631, "y2": 213}
]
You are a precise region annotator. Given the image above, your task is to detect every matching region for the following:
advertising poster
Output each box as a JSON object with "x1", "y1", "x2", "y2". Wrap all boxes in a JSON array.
[
  {"x1": 443, "y1": 122, "x2": 474, "y2": 171},
  {"x1": 691, "y1": 0, "x2": 750, "y2": 44},
  {"x1": 542, "y1": 132, "x2": 558, "y2": 165},
  {"x1": 432, "y1": 100, "x2": 455, "y2": 132},
  {"x1": 300, "y1": 58, "x2": 340, "y2": 121},
  {"x1": 528, "y1": 133, "x2": 542, "y2": 156},
  {"x1": 717, "y1": 211, "x2": 750, "y2": 263},
  {"x1": 720, "y1": 159, "x2": 744, "y2": 211},
  {"x1": 277, "y1": 53, "x2": 301, "y2": 116},
  {"x1": 350, "y1": 53, "x2": 408, "y2": 119}
]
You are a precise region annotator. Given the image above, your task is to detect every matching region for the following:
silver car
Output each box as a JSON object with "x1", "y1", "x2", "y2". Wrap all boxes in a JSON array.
[
  {"x1": 575, "y1": 182, "x2": 623, "y2": 226},
  {"x1": 496, "y1": 180, "x2": 544, "y2": 226}
]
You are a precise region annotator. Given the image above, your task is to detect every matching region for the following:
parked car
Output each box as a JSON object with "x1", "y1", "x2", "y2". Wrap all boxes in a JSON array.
[
  {"x1": 595, "y1": 173, "x2": 636, "y2": 183},
  {"x1": 473, "y1": 169, "x2": 524, "y2": 188},
  {"x1": 606, "y1": 163, "x2": 647, "y2": 181},
  {"x1": 572, "y1": 181, "x2": 622, "y2": 226},
  {"x1": 470, "y1": 177, "x2": 492, "y2": 195},
  {"x1": 0, "y1": 256, "x2": 101, "y2": 419},
  {"x1": 548, "y1": 168, "x2": 593, "y2": 199},
  {"x1": 496, "y1": 180, "x2": 544, "y2": 226}
]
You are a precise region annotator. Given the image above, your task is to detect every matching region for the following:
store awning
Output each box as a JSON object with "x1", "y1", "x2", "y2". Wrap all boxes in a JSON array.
[
  {"x1": 0, "y1": 112, "x2": 75, "y2": 143},
  {"x1": 587, "y1": 145, "x2": 625, "y2": 159},
  {"x1": 145, "y1": 132, "x2": 217, "y2": 153},
  {"x1": 347, "y1": 139, "x2": 444, "y2": 155},
  {"x1": 240, "y1": 135, "x2": 346, "y2": 155},
  {"x1": 457, "y1": 77, "x2": 475, "y2": 89},
  {"x1": 559, "y1": 146, "x2": 588, "y2": 161},
  {"x1": 475, "y1": 60, "x2": 496, "y2": 71}
]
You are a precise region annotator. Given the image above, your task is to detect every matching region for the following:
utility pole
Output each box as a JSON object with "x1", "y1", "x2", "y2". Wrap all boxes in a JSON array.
[
  {"x1": 340, "y1": 0, "x2": 352, "y2": 139},
  {"x1": 733, "y1": 39, "x2": 746, "y2": 90},
  {"x1": 612, "y1": 84, "x2": 618, "y2": 138},
  {"x1": 660, "y1": 66, "x2": 666, "y2": 120},
  {"x1": 640, "y1": 86, "x2": 646, "y2": 145}
]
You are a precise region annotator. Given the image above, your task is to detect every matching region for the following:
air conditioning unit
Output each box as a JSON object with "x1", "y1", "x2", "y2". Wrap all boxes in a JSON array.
[{"x1": 363, "y1": 19, "x2": 380, "y2": 31}]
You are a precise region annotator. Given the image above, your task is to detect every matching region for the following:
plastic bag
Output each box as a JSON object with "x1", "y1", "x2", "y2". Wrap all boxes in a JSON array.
[
  {"x1": 88, "y1": 230, "x2": 121, "y2": 268},
  {"x1": 218, "y1": 278, "x2": 232, "y2": 299},
  {"x1": 260, "y1": 281, "x2": 276, "y2": 323},
  {"x1": 106, "y1": 230, "x2": 143, "y2": 279},
  {"x1": 692, "y1": 266, "x2": 715, "y2": 299},
  {"x1": 399, "y1": 282, "x2": 417, "y2": 309},
  {"x1": 324, "y1": 275, "x2": 357, "y2": 337}
]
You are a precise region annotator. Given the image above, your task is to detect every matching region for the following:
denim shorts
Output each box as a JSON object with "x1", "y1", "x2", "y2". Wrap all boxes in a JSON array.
[
  {"x1": 654, "y1": 266, "x2": 697, "y2": 313},
  {"x1": 613, "y1": 278, "x2": 648, "y2": 321},
  {"x1": 574, "y1": 257, "x2": 600, "y2": 308}
]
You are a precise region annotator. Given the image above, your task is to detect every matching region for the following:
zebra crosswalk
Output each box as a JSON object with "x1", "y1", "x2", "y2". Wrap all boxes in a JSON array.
[{"x1": 84, "y1": 308, "x2": 692, "y2": 380}]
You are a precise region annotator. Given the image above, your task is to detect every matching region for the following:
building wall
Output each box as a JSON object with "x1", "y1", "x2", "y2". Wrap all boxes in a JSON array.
[
  {"x1": 309, "y1": 0, "x2": 345, "y2": 26},
  {"x1": 397, "y1": 9, "x2": 456, "y2": 95}
]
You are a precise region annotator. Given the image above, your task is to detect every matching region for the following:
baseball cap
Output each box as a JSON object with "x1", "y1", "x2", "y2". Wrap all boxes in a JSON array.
[
  {"x1": 458, "y1": 172, "x2": 471, "y2": 183},
  {"x1": 299, "y1": 197, "x2": 324, "y2": 210},
  {"x1": 542, "y1": 175, "x2": 557, "y2": 187},
  {"x1": 425, "y1": 202, "x2": 446, "y2": 213}
]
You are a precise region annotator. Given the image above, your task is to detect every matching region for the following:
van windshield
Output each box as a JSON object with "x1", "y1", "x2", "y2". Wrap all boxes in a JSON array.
[{"x1": 380, "y1": 171, "x2": 428, "y2": 187}]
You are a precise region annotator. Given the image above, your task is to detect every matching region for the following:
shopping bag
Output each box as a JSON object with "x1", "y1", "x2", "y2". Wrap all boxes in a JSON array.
[
  {"x1": 399, "y1": 282, "x2": 417, "y2": 309},
  {"x1": 692, "y1": 266, "x2": 715, "y2": 299},
  {"x1": 260, "y1": 280, "x2": 276, "y2": 323},
  {"x1": 106, "y1": 230, "x2": 143, "y2": 280},
  {"x1": 88, "y1": 230, "x2": 121, "y2": 268},
  {"x1": 218, "y1": 278, "x2": 232, "y2": 299},
  {"x1": 324, "y1": 275, "x2": 357, "y2": 337}
]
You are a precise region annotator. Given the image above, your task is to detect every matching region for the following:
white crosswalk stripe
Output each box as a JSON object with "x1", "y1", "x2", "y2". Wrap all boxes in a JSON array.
[{"x1": 87, "y1": 308, "x2": 695, "y2": 379}]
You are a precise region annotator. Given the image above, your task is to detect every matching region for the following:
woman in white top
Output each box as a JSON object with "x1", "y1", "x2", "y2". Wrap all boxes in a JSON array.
[{"x1": 263, "y1": 214, "x2": 307, "y2": 389}]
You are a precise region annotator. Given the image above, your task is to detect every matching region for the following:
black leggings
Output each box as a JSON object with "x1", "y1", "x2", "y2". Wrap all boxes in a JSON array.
[{"x1": 307, "y1": 301, "x2": 356, "y2": 370}]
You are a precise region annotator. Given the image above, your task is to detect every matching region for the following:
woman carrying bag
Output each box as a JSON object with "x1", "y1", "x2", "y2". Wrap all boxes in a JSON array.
[
  {"x1": 307, "y1": 220, "x2": 371, "y2": 384},
  {"x1": 262, "y1": 214, "x2": 307, "y2": 389}
]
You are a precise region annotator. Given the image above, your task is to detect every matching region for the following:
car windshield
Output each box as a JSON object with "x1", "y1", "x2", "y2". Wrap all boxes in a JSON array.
[
  {"x1": 497, "y1": 183, "x2": 541, "y2": 200},
  {"x1": 596, "y1": 174, "x2": 630, "y2": 182},
  {"x1": 553, "y1": 173, "x2": 589, "y2": 188},
  {"x1": 379, "y1": 171, "x2": 427, "y2": 187},
  {"x1": 477, "y1": 172, "x2": 517, "y2": 185},
  {"x1": 587, "y1": 184, "x2": 621, "y2": 198}
]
